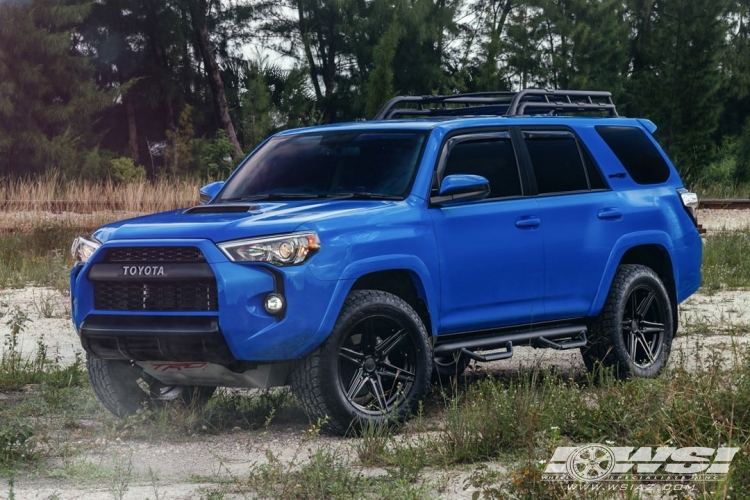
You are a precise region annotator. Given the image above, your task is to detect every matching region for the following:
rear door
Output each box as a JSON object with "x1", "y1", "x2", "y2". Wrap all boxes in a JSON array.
[
  {"x1": 516, "y1": 128, "x2": 621, "y2": 320},
  {"x1": 429, "y1": 131, "x2": 545, "y2": 334}
]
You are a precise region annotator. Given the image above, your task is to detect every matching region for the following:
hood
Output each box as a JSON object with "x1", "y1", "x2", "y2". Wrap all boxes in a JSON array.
[{"x1": 92, "y1": 201, "x2": 388, "y2": 244}]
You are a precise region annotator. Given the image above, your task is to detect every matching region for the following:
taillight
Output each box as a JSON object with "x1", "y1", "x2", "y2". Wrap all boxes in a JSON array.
[{"x1": 677, "y1": 188, "x2": 698, "y2": 226}]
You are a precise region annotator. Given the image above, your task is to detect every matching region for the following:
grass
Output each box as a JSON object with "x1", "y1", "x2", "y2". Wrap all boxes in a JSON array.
[
  {"x1": 0, "y1": 171, "x2": 201, "y2": 213},
  {"x1": 0, "y1": 175, "x2": 213, "y2": 290},
  {"x1": 0, "y1": 222, "x2": 84, "y2": 290},
  {"x1": 694, "y1": 181, "x2": 750, "y2": 200},
  {"x1": 702, "y1": 228, "x2": 750, "y2": 290},
  {"x1": 1, "y1": 323, "x2": 749, "y2": 498}
]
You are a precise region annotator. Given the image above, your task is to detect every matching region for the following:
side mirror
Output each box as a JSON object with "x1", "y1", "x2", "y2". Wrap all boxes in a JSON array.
[
  {"x1": 199, "y1": 181, "x2": 225, "y2": 204},
  {"x1": 432, "y1": 174, "x2": 490, "y2": 205}
]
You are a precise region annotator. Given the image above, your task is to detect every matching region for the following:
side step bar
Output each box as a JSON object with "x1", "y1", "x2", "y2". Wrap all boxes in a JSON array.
[
  {"x1": 434, "y1": 325, "x2": 588, "y2": 363},
  {"x1": 461, "y1": 342, "x2": 514, "y2": 362}
]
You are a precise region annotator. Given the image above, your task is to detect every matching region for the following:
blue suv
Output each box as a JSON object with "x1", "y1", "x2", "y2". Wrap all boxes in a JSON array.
[{"x1": 70, "y1": 90, "x2": 702, "y2": 435}]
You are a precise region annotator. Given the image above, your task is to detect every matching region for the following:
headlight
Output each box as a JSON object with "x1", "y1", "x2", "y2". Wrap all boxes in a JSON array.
[
  {"x1": 218, "y1": 232, "x2": 321, "y2": 266},
  {"x1": 71, "y1": 236, "x2": 101, "y2": 264}
]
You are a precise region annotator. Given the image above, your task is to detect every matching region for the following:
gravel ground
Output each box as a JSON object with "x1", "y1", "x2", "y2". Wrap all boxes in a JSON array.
[
  {"x1": 1, "y1": 208, "x2": 749, "y2": 499},
  {"x1": 698, "y1": 207, "x2": 750, "y2": 232}
]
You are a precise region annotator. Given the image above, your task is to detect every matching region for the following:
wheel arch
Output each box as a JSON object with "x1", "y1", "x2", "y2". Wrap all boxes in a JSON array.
[
  {"x1": 313, "y1": 255, "x2": 439, "y2": 341},
  {"x1": 619, "y1": 245, "x2": 678, "y2": 332},
  {"x1": 350, "y1": 269, "x2": 434, "y2": 337},
  {"x1": 592, "y1": 239, "x2": 678, "y2": 333}
]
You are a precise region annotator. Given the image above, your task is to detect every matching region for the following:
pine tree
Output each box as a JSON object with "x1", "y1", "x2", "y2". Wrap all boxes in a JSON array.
[
  {"x1": 0, "y1": 0, "x2": 114, "y2": 176},
  {"x1": 626, "y1": 0, "x2": 730, "y2": 178},
  {"x1": 365, "y1": 20, "x2": 400, "y2": 118}
]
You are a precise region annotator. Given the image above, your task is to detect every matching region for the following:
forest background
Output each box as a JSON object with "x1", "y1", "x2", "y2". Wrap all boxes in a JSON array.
[{"x1": 0, "y1": 0, "x2": 749, "y2": 189}]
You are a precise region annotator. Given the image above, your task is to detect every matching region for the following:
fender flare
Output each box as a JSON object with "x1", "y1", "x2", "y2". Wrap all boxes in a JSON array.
[
  {"x1": 315, "y1": 255, "x2": 440, "y2": 338},
  {"x1": 588, "y1": 231, "x2": 676, "y2": 316}
]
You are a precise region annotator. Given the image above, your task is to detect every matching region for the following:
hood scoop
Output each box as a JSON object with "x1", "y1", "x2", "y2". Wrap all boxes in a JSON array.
[{"x1": 183, "y1": 203, "x2": 261, "y2": 214}]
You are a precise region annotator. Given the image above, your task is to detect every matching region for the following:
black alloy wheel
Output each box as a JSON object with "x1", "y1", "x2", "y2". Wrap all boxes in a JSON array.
[
  {"x1": 337, "y1": 314, "x2": 418, "y2": 414},
  {"x1": 581, "y1": 264, "x2": 674, "y2": 379},
  {"x1": 290, "y1": 290, "x2": 431, "y2": 435},
  {"x1": 620, "y1": 284, "x2": 666, "y2": 369}
]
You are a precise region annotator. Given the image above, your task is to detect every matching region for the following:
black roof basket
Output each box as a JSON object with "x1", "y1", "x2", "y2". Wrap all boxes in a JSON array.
[{"x1": 373, "y1": 89, "x2": 618, "y2": 120}]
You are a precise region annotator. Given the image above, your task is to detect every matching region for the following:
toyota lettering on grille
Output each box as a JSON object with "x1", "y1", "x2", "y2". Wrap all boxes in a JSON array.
[{"x1": 121, "y1": 265, "x2": 166, "y2": 276}]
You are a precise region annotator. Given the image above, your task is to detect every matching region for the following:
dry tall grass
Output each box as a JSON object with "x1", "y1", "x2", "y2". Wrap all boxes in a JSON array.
[
  {"x1": 0, "y1": 171, "x2": 201, "y2": 213},
  {"x1": 0, "y1": 173, "x2": 207, "y2": 230}
]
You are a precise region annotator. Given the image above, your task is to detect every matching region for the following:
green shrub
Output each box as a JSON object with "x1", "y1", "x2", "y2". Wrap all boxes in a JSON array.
[
  {"x1": 196, "y1": 130, "x2": 236, "y2": 179},
  {"x1": 109, "y1": 157, "x2": 146, "y2": 183},
  {"x1": 0, "y1": 420, "x2": 38, "y2": 466}
]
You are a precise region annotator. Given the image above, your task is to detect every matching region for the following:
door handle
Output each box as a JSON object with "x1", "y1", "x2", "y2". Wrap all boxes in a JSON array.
[
  {"x1": 597, "y1": 208, "x2": 622, "y2": 220},
  {"x1": 515, "y1": 217, "x2": 541, "y2": 228}
]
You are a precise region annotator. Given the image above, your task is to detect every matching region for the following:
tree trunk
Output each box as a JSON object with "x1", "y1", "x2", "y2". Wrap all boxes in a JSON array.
[
  {"x1": 298, "y1": 4, "x2": 324, "y2": 103},
  {"x1": 125, "y1": 97, "x2": 139, "y2": 164},
  {"x1": 165, "y1": 99, "x2": 178, "y2": 174},
  {"x1": 188, "y1": 0, "x2": 243, "y2": 158}
]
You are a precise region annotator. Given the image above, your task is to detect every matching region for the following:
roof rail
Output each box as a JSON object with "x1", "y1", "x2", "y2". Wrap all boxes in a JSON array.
[{"x1": 373, "y1": 89, "x2": 618, "y2": 120}]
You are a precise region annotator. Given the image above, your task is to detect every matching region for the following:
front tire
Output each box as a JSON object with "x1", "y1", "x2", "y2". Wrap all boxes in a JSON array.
[
  {"x1": 290, "y1": 290, "x2": 432, "y2": 436},
  {"x1": 581, "y1": 264, "x2": 674, "y2": 379},
  {"x1": 87, "y1": 356, "x2": 216, "y2": 417}
]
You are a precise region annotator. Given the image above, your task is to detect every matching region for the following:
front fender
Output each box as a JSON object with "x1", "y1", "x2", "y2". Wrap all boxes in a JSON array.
[
  {"x1": 588, "y1": 231, "x2": 675, "y2": 316},
  {"x1": 312, "y1": 255, "x2": 440, "y2": 338}
]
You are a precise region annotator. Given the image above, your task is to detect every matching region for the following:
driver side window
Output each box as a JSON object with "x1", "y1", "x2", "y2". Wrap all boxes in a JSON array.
[{"x1": 442, "y1": 137, "x2": 522, "y2": 199}]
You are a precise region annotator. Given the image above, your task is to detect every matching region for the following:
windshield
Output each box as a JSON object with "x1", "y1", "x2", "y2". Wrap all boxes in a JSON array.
[{"x1": 218, "y1": 130, "x2": 428, "y2": 201}]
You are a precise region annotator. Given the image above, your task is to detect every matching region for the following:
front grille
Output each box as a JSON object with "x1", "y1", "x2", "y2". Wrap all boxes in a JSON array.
[
  {"x1": 94, "y1": 246, "x2": 218, "y2": 312},
  {"x1": 95, "y1": 281, "x2": 218, "y2": 312},
  {"x1": 103, "y1": 247, "x2": 205, "y2": 263}
]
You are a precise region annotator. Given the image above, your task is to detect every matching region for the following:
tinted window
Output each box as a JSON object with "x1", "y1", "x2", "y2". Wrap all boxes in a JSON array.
[
  {"x1": 442, "y1": 137, "x2": 521, "y2": 199},
  {"x1": 219, "y1": 131, "x2": 427, "y2": 200},
  {"x1": 524, "y1": 132, "x2": 589, "y2": 194},
  {"x1": 595, "y1": 126, "x2": 670, "y2": 184}
]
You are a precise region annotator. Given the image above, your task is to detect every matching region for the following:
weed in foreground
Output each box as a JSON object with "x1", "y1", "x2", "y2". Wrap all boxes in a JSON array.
[
  {"x1": 0, "y1": 420, "x2": 38, "y2": 467},
  {"x1": 251, "y1": 447, "x2": 362, "y2": 500},
  {"x1": 110, "y1": 387, "x2": 303, "y2": 442},
  {"x1": 434, "y1": 370, "x2": 581, "y2": 465},
  {"x1": 0, "y1": 307, "x2": 41, "y2": 390}
]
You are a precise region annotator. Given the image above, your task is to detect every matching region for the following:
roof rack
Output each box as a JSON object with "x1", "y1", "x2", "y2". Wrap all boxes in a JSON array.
[{"x1": 373, "y1": 89, "x2": 618, "y2": 120}]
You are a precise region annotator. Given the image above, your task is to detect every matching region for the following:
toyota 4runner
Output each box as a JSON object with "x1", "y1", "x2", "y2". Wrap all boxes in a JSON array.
[{"x1": 70, "y1": 89, "x2": 702, "y2": 435}]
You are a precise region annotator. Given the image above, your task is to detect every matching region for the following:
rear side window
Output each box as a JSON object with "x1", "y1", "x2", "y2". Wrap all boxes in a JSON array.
[
  {"x1": 595, "y1": 126, "x2": 670, "y2": 184},
  {"x1": 442, "y1": 136, "x2": 522, "y2": 199},
  {"x1": 523, "y1": 131, "x2": 589, "y2": 194}
]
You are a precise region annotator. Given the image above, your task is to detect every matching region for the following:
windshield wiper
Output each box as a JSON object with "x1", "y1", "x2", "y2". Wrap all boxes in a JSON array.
[{"x1": 324, "y1": 193, "x2": 403, "y2": 200}]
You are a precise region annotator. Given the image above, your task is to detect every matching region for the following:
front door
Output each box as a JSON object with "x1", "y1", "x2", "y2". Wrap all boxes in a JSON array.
[{"x1": 429, "y1": 132, "x2": 545, "y2": 334}]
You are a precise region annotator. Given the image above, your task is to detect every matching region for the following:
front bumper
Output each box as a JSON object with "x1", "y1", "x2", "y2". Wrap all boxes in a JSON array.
[
  {"x1": 71, "y1": 239, "x2": 350, "y2": 362},
  {"x1": 80, "y1": 315, "x2": 232, "y2": 363}
]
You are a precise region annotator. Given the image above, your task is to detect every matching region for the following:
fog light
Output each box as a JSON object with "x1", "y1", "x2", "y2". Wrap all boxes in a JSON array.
[{"x1": 264, "y1": 293, "x2": 285, "y2": 315}]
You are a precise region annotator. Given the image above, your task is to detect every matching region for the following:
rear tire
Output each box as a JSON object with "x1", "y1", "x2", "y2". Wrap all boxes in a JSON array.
[
  {"x1": 86, "y1": 355, "x2": 216, "y2": 417},
  {"x1": 581, "y1": 264, "x2": 674, "y2": 379},
  {"x1": 433, "y1": 350, "x2": 470, "y2": 385},
  {"x1": 290, "y1": 290, "x2": 432, "y2": 436}
]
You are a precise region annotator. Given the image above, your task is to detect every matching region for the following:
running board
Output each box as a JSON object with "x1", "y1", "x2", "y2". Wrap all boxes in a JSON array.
[
  {"x1": 535, "y1": 331, "x2": 587, "y2": 350},
  {"x1": 461, "y1": 342, "x2": 513, "y2": 362},
  {"x1": 434, "y1": 325, "x2": 588, "y2": 363}
]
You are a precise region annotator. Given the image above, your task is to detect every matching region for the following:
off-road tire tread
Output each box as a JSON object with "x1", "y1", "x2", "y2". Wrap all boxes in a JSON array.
[
  {"x1": 87, "y1": 355, "x2": 216, "y2": 417},
  {"x1": 290, "y1": 290, "x2": 431, "y2": 436},
  {"x1": 87, "y1": 355, "x2": 145, "y2": 417},
  {"x1": 581, "y1": 264, "x2": 673, "y2": 379}
]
